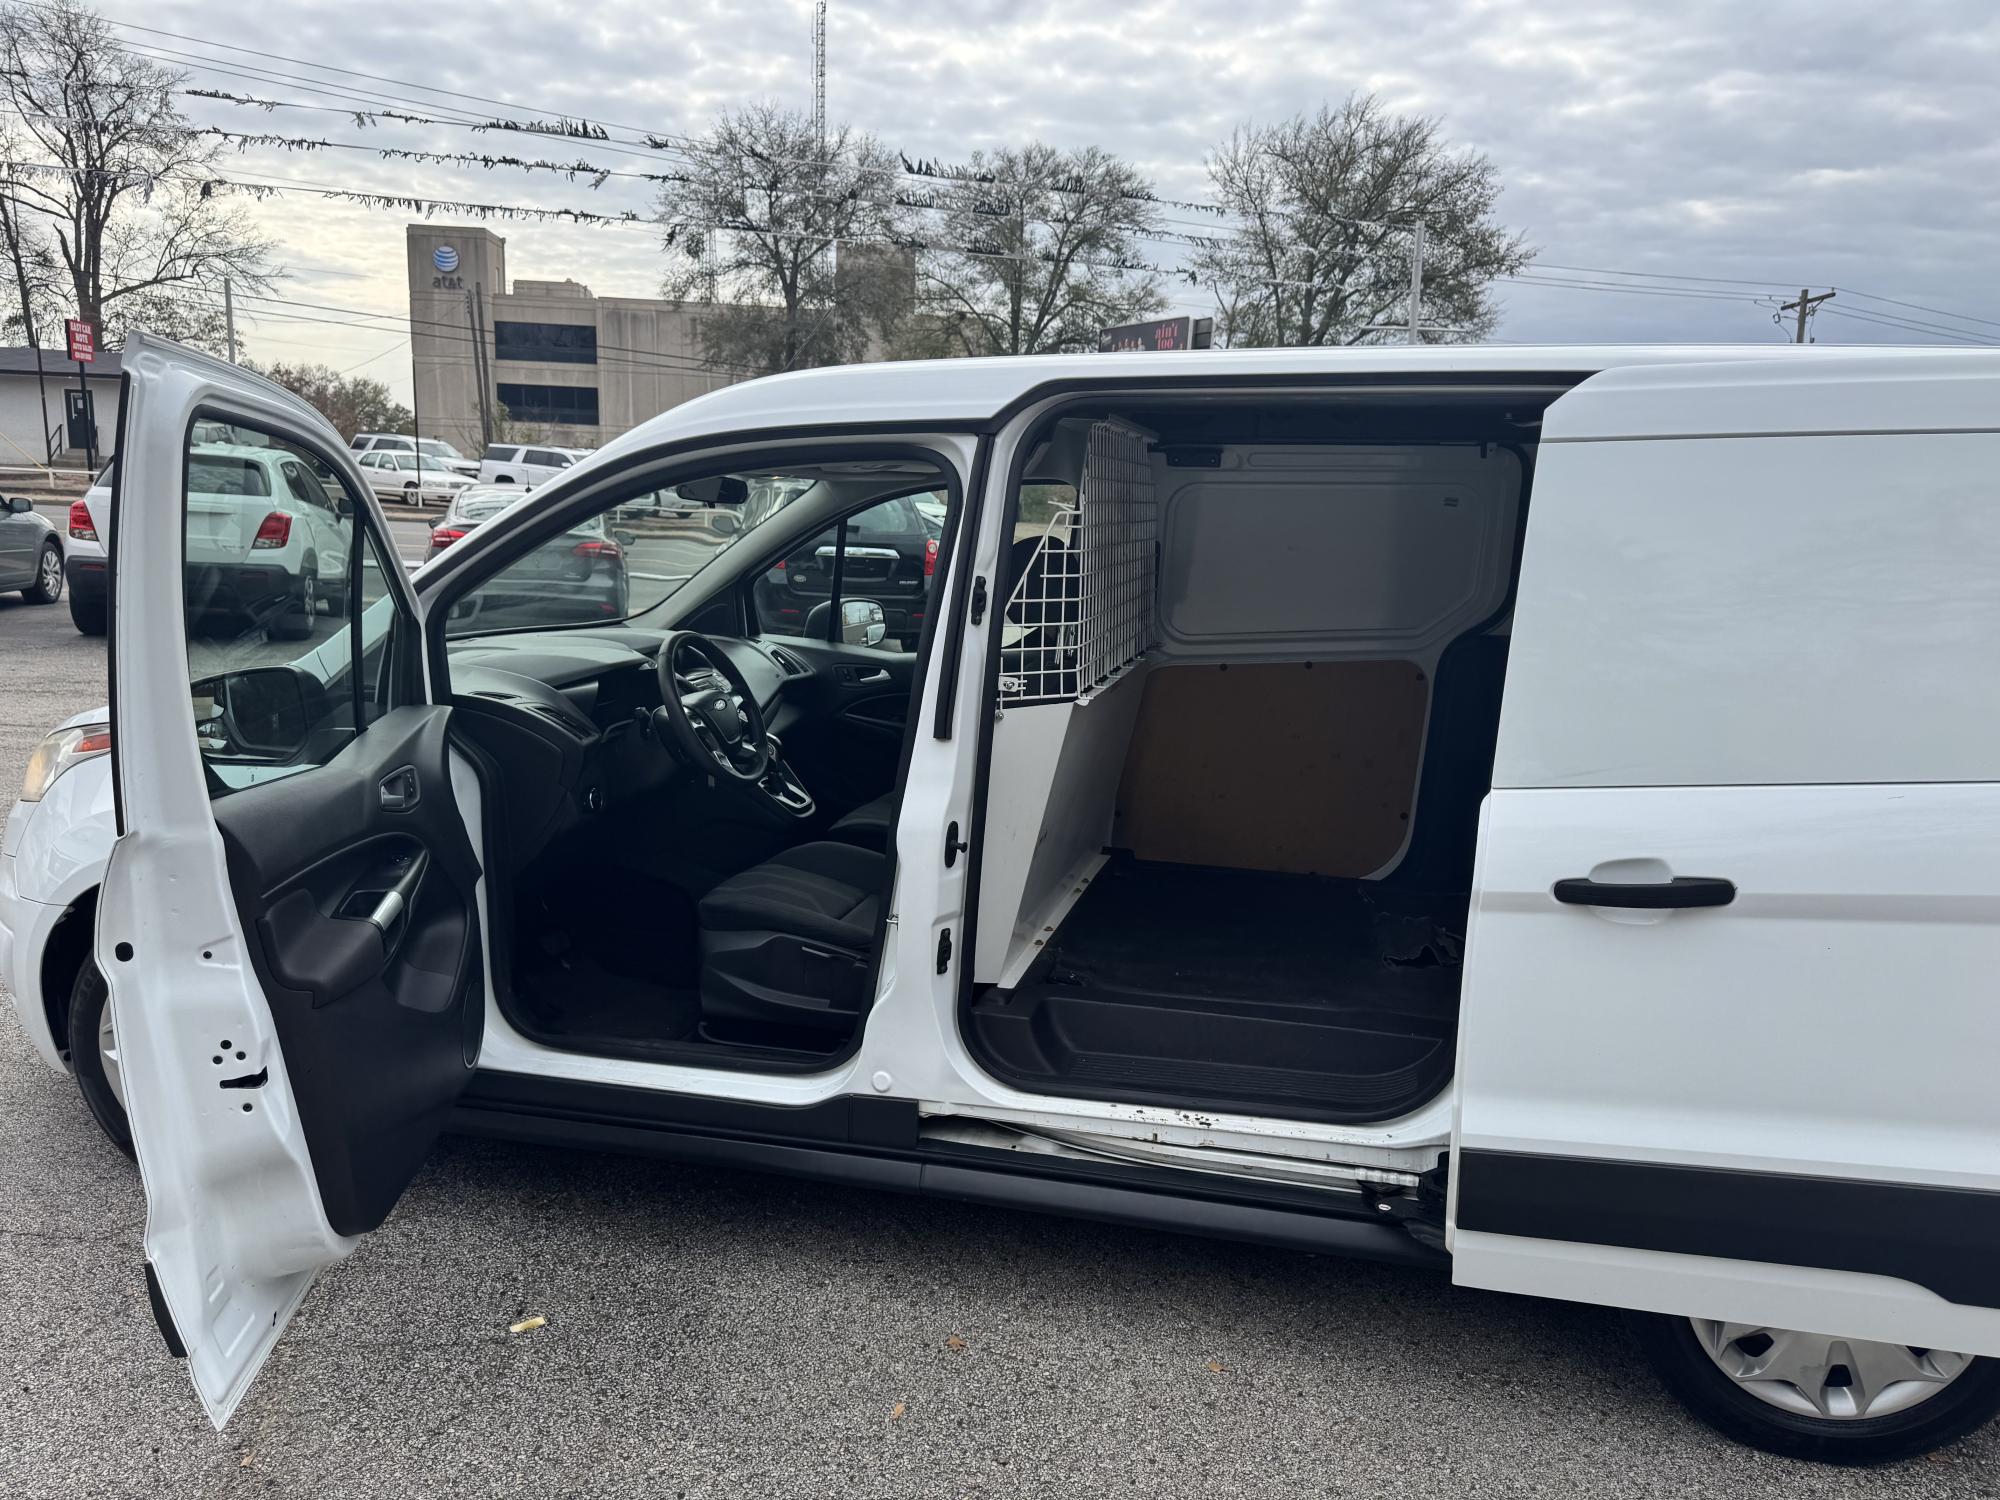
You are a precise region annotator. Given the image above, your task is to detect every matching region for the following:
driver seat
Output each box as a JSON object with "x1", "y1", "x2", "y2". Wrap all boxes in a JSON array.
[{"x1": 697, "y1": 843, "x2": 887, "y2": 1037}]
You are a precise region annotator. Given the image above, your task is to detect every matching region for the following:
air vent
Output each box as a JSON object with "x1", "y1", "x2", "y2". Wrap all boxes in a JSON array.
[{"x1": 768, "y1": 645, "x2": 809, "y2": 676}]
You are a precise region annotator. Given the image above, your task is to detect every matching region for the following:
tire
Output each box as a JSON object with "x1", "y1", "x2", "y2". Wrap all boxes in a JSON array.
[
  {"x1": 22, "y1": 539, "x2": 62, "y2": 603},
  {"x1": 66, "y1": 957, "x2": 134, "y2": 1159},
  {"x1": 1629, "y1": 1311, "x2": 2000, "y2": 1464},
  {"x1": 69, "y1": 593, "x2": 107, "y2": 635},
  {"x1": 274, "y1": 563, "x2": 318, "y2": 640}
]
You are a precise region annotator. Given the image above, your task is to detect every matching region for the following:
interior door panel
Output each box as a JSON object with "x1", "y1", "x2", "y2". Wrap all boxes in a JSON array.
[
  {"x1": 763, "y1": 635, "x2": 917, "y2": 813},
  {"x1": 212, "y1": 706, "x2": 483, "y2": 1237}
]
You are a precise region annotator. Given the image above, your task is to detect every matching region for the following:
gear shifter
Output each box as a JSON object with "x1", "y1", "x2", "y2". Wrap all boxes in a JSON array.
[{"x1": 758, "y1": 734, "x2": 814, "y2": 815}]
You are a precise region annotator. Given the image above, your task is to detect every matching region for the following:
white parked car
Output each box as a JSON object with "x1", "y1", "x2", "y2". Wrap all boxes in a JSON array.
[
  {"x1": 348, "y1": 431, "x2": 479, "y2": 478},
  {"x1": 7, "y1": 333, "x2": 2000, "y2": 1463},
  {"x1": 62, "y1": 461, "x2": 112, "y2": 634},
  {"x1": 354, "y1": 448, "x2": 476, "y2": 507},
  {"x1": 174, "y1": 442, "x2": 351, "y2": 640},
  {"x1": 477, "y1": 441, "x2": 588, "y2": 487}
]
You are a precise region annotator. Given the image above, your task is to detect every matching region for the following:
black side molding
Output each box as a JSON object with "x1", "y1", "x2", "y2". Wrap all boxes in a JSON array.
[
  {"x1": 1457, "y1": 1149, "x2": 2000, "y2": 1310},
  {"x1": 144, "y1": 1261, "x2": 187, "y2": 1360},
  {"x1": 1552, "y1": 876, "x2": 1735, "y2": 909}
]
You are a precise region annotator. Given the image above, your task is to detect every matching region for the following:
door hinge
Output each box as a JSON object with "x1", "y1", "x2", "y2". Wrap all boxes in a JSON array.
[
  {"x1": 935, "y1": 926, "x2": 953, "y2": 974},
  {"x1": 969, "y1": 575, "x2": 988, "y2": 626},
  {"x1": 944, "y1": 820, "x2": 968, "y2": 868}
]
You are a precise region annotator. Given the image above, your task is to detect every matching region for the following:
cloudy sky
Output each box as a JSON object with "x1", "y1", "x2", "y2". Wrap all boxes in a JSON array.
[{"x1": 94, "y1": 0, "x2": 2000, "y2": 399}]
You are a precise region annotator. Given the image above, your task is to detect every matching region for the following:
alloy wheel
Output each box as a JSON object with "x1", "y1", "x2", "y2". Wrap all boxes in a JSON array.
[
  {"x1": 97, "y1": 1001, "x2": 125, "y2": 1112},
  {"x1": 1691, "y1": 1320, "x2": 1970, "y2": 1420},
  {"x1": 39, "y1": 544, "x2": 62, "y2": 596}
]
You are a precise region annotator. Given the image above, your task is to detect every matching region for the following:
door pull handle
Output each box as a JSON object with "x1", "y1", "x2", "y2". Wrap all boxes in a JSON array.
[
  {"x1": 1552, "y1": 876, "x2": 1736, "y2": 910},
  {"x1": 379, "y1": 766, "x2": 420, "y2": 811}
]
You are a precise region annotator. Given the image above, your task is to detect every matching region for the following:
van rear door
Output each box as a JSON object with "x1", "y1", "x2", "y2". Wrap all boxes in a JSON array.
[{"x1": 1450, "y1": 351, "x2": 2000, "y2": 1356}]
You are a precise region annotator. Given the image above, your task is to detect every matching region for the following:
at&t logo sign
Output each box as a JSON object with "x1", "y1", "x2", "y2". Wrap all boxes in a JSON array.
[{"x1": 429, "y1": 242, "x2": 465, "y2": 289}]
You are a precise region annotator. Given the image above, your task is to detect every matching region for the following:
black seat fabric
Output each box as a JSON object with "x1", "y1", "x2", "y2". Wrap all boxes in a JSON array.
[
  {"x1": 699, "y1": 842, "x2": 885, "y2": 950},
  {"x1": 828, "y1": 792, "x2": 896, "y2": 848},
  {"x1": 697, "y1": 842, "x2": 888, "y2": 1035}
]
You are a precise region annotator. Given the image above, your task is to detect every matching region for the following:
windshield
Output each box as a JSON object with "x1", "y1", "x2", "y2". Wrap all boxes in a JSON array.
[
  {"x1": 443, "y1": 466, "x2": 941, "y2": 639},
  {"x1": 417, "y1": 440, "x2": 462, "y2": 460}
]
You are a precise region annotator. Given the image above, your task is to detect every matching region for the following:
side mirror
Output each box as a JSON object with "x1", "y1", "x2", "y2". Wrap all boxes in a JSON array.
[
  {"x1": 804, "y1": 598, "x2": 886, "y2": 646},
  {"x1": 707, "y1": 510, "x2": 742, "y2": 536},
  {"x1": 5, "y1": 496, "x2": 32, "y2": 515},
  {"x1": 190, "y1": 666, "x2": 316, "y2": 760},
  {"x1": 612, "y1": 529, "x2": 637, "y2": 547},
  {"x1": 427, "y1": 515, "x2": 442, "y2": 529},
  {"x1": 847, "y1": 598, "x2": 888, "y2": 648}
]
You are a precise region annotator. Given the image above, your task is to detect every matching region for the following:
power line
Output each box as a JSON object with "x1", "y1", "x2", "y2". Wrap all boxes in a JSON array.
[
  {"x1": 1834, "y1": 286, "x2": 2000, "y2": 334},
  {"x1": 1812, "y1": 303, "x2": 2000, "y2": 346}
]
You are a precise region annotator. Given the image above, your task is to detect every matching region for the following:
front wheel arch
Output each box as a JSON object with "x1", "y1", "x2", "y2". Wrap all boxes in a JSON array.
[{"x1": 37, "y1": 888, "x2": 99, "y2": 1071}]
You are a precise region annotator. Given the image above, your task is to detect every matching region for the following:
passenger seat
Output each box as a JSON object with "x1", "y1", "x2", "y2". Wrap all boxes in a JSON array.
[{"x1": 828, "y1": 792, "x2": 896, "y2": 849}]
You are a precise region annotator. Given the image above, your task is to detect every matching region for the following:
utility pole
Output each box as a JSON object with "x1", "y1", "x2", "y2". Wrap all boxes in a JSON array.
[
  {"x1": 223, "y1": 277, "x2": 238, "y2": 363},
  {"x1": 467, "y1": 284, "x2": 494, "y2": 448},
  {"x1": 1782, "y1": 287, "x2": 1834, "y2": 344},
  {"x1": 1406, "y1": 221, "x2": 1425, "y2": 345}
]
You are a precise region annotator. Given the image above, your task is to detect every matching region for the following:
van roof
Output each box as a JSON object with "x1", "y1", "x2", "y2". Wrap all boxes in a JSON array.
[{"x1": 590, "y1": 342, "x2": 1992, "y2": 466}]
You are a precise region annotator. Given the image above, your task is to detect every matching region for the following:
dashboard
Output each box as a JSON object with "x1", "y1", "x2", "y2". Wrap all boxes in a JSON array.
[{"x1": 443, "y1": 626, "x2": 821, "y2": 874}]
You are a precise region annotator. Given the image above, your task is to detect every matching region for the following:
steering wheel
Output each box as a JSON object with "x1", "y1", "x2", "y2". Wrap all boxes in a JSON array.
[{"x1": 654, "y1": 631, "x2": 771, "y2": 782}]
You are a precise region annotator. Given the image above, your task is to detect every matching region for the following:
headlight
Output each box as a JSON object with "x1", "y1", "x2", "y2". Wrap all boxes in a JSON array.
[{"x1": 20, "y1": 724, "x2": 111, "y2": 802}]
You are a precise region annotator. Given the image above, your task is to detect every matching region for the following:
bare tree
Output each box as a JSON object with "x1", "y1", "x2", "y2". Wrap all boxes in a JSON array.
[
  {"x1": 1194, "y1": 96, "x2": 1533, "y2": 347},
  {"x1": 0, "y1": 0, "x2": 275, "y2": 352},
  {"x1": 656, "y1": 103, "x2": 907, "y2": 374},
  {"x1": 906, "y1": 144, "x2": 1166, "y2": 357}
]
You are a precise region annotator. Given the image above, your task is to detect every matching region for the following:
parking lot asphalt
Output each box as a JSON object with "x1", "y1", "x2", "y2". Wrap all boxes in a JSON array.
[{"x1": 4, "y1": 563, "x2": 1999, "y2": 1497}]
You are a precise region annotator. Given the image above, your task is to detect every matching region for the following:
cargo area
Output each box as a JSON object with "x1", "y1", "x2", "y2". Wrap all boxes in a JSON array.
[{"x1": 963, "y1": 390, "x2": 1544, "y2": 1123}]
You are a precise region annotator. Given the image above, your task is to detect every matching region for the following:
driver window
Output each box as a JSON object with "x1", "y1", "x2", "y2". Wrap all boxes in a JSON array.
[
  {"x1": 181, "y1": 422, "x2": 408, "y2": 796},
  {"x1": 751, "y1": 491, "x2": 945, "y2": 652},
  {"x1": 441, "y1": 463, "x2": 950, "y2": 644}
]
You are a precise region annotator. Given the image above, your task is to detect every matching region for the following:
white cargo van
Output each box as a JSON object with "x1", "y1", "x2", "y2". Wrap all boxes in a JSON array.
[{"x1": 16, "y1": 334, "x2": 2000, "y2": 1461}]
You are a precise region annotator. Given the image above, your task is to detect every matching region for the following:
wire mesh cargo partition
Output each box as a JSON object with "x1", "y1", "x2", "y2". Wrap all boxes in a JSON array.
[{"x1": 1000, "y1": 421, "x2": 1157, "y2": 706}]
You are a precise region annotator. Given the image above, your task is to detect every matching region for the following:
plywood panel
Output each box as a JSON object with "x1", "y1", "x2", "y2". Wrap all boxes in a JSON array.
[{"x1": 1113, "y1": 661, "x2": 1430, "y2": 877}]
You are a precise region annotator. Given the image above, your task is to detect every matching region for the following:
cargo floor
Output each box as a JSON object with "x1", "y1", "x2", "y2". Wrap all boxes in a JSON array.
[{"x1": 967, "y1": 853, "x2": 1466, "y2": 1124}]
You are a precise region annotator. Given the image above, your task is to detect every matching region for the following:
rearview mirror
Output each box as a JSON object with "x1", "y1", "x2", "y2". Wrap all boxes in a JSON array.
[
  {"x1": 190, "y1": 666, "x2": 317, "y2": 760},
  {"x1": 674, "y1": 474, "x2": 750, "y2": 508}
]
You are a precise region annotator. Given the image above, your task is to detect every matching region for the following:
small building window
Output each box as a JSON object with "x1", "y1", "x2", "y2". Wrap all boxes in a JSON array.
[
  {"x1": 493, "y1": 321, "x2": 597, "y2": 365},
  {"x1": 495, "y1": 383, "x2": 600, "y2": 427}
]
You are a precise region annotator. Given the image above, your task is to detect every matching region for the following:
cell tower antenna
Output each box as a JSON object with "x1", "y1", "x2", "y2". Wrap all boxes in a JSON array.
[{"x1": 813, "y1": 0, "x2": 827, "y2": 151}]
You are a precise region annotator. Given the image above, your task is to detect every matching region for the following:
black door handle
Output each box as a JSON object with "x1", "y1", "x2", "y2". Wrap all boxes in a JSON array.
[{"x1": 1552, "y1": 876, "x2": 1736, "y2": 910}]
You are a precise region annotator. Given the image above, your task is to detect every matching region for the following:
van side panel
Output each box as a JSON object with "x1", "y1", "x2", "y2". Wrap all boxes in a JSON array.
[
  {"x1": 1492, "y1": 431, "x2": 2000, "y2": 789},
  {"x1": 1453, "y1": 368, "x2": 2000, "y2": 1354}
]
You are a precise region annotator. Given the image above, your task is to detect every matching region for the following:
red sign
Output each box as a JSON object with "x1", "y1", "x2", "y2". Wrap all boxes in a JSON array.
[{"x1": 65, "y1": 318, "x2": 95, "y2": 363}]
